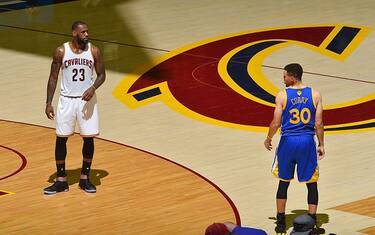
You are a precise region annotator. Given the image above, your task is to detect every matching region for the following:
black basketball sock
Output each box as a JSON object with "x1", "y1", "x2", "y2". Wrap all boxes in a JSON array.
[
  {"x1": 81, "y1": 160, "x2": 92, "y2": 176},
  {"x1": 56, "y1": 163, "x2": 66, "y2": 177},
  {"x1": 81, "y1": 137, "x2": 94, "y2": 176},
  {"x1": 55, "y1": 137, "x2": 68, "y2": 177},
  {"x1": 277, "y1": 212, "x2": 286, "y2": 225}
]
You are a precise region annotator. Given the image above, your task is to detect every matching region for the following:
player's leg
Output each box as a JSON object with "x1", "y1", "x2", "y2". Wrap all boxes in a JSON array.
[
  {"x1": 306, "y1": 182, "x2": 325, "y2": 233},
  {"x1": 307, "y1": 182, "x2": 318, "y2": 214},
  {"x1": 44, "y1": 96, "x2": 76, "y2": 194},
  {"x1": 295, "y1": 135, "x2": 319, "y2": 212},
  {"x1": 276, "y1": 180, "x2": 290, "y2": 213},
  {"x1": 44, "y1": 136, "x2": 70, "y2": 194},
  {"x1": 55, "y1": 136, "x2": 69, "y2": 181},
  {"x1": 77, "y1": 95, "x2": 99, "y2": 193},
  {"x1": 272, "y1": 136, "x2": 296, "y2": 234},
  {"x1": 79, "y1": 137, "x2": 96, "y2": 193},
  {"x1": 81, "y1": 137, "x2": 94, "y2": 178},
  {"x1": 296, "y1": 136, "x2": 324, "y2": 233},
  {"x1": 275, "y1": 180, "x2": 290, "y2": 233}
]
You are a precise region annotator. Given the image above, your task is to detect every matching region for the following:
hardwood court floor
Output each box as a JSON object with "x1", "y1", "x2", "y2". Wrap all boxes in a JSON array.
[
  {"x1": 0, "y1": 1, "x2": 375, "y2": 234},
  {"x1": 0, "y1": 120, "x2": 237, "y2": 234}
]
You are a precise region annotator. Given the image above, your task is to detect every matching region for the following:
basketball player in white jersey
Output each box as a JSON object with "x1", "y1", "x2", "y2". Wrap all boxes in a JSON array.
[{"x1": 44, "y1": 21, "x2": 106, "y2": 194}]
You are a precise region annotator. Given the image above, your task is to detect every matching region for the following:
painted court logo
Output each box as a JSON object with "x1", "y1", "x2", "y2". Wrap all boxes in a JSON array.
[
  {"x1": 0, "y1": 144, "x2": 27, "y2": 198},
  {"x1": 113, "y1": 25, "x2": 374, "y2": 133}
]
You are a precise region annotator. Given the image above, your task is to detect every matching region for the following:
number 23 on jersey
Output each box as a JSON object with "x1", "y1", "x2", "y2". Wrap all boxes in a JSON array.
[{"x1": 72, "y1": 68, "x2": 85, "y2": 81}]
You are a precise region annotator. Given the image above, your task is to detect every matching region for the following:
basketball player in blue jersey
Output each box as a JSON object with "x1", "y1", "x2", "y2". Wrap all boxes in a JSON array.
[
  {"x1": 205, "y1": 222, "x2": 267, "y2": 235},
  {"x1": 44, "y1": 21, "x2": 106, "y2": 194},
  {"x1": 264, "y1": 63, "x2": 325, "y2": 234}
]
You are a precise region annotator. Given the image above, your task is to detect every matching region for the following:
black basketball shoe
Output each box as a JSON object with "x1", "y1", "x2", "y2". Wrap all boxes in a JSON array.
[
  {"x1": 275, "y1": 213, "x2": 286, "y2": 234},
  {"x1": 275, "y1": 224, "x2": 286, "y2": 235},
  {"x1": 312, "y1": 227, "x2": 326, "y2": 234},
  {"x1": 43, "y1": 181, "x2": 69, "y2": 195},
  {"x1": 79, "y1": 179, "x2": 96, "y2": 193},
  {"x1": 309, "y1": 214, "x2": 326, "y2": 234}
]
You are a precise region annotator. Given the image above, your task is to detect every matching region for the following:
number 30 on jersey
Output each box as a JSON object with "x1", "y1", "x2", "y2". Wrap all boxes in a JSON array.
[{"x1": 289, "y1": 108, "x2": 311, "y2": 124}]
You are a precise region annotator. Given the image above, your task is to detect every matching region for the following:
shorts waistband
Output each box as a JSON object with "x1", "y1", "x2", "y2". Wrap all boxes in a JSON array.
[{"x1": 61, "y1": 95, "x2": 82, "y2": 98}]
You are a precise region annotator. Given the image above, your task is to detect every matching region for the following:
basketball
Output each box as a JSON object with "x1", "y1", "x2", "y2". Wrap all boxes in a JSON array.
[{"x1": 205, "y1": 223, "x2": 230, "y2": 235}]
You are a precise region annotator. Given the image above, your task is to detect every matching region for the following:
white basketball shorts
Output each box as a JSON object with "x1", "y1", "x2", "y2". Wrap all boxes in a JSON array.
[{"x1": 56, "y1": 95, "x2": 99, "y2": 137}]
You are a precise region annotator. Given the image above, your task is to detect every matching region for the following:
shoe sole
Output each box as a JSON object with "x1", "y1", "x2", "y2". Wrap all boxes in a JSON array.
[
  {"x1": 84, "y1": 189, "x2": 96, "y2": 193},
  {"x1": 275, "y1": 227, "x2": 286, "y2": 234},
  {"x1": 43, "y1": 189, "x2": 69, "y2": 195},
  {"x1": 314, "y1": 228, "x2": 326, "y2": 234},
  {"x1": 79, "y1": 186, "x2": 96, "y2": 193}
]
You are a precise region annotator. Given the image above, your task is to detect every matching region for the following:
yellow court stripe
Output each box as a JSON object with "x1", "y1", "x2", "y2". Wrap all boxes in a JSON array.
[
  {"x1": 158, "y1": 83, "x2": 269, "y2": 132},
  {"x1": 217, "y1": 41, "x2": 277, "y2": 107},
  {"x1": 325, "y1": 118, "x2": 375, "y2": 128},
  {"x1": 324, "y1": 93, "x2": 375, "y2": 109},
  {"x1": 325, "y1": 118, "x2": 375, "y2": 134},
  {"x1": 0, "y1": 190, "x2": 15, "y2": 198}
]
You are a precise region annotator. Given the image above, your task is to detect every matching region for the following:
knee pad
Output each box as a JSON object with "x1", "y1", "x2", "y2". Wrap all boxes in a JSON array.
[
  {"x1": 276, "y1": 180, "x2": 290, "y2": 199},
  {"x1": 307, "y1": 182, "x2": 318, "y2": 205}
]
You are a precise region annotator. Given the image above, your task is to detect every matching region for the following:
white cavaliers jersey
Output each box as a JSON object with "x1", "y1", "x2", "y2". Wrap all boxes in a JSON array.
[{"x1": 61, "y1": 42, "x2": 94, "y2": 97}]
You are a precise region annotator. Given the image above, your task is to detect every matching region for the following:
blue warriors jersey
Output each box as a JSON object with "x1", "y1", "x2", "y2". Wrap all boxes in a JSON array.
[{"x1": 281, "y1": 87, "x2": 316, "y2": 136}]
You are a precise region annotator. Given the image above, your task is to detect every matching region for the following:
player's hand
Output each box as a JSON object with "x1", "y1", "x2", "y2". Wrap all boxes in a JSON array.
[
  {"x1": 317, "y1": 145, "x2": 325, "y2": 160},
  {"x1": 264, "y1": 138, "x2": 272, "y2": 151},
  {"x1": 82, "y1": 86, "x2": 95, "y2": 101},
  {"x1": 45, "y1": 103, "x2": 55, "y2": 120}
]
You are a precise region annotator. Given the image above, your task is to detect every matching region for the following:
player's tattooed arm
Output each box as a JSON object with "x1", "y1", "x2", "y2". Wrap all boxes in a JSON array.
[
  {"x1": 45, "y1": 45, "x2": 64, "y2": 119},
  {"x1": 82, "y1": 45, "x2": 106, "y2": 101}
]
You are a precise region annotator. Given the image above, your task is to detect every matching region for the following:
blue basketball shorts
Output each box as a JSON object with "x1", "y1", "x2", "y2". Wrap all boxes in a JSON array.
[{"x1": 272, "y1": 135, "x2": 319, "y2": 182}]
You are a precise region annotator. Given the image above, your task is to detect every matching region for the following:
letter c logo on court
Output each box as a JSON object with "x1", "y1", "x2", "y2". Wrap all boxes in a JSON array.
[{"x1": 113, "y1": 25, "x2": 375, "y2": 133}]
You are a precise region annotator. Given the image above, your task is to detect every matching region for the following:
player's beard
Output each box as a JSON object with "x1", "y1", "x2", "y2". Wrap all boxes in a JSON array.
[
  {"x1": 78, "y1": 37, "x2": 89, "y2": 47},
  {"x1": 82, "y1": 38, "x2": 89, "y2": 45}
]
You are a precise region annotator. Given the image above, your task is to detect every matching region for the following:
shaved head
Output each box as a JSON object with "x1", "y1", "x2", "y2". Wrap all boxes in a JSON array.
[{"x1": 71, "y1": 21, "x2": 87, "y2": 31}]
